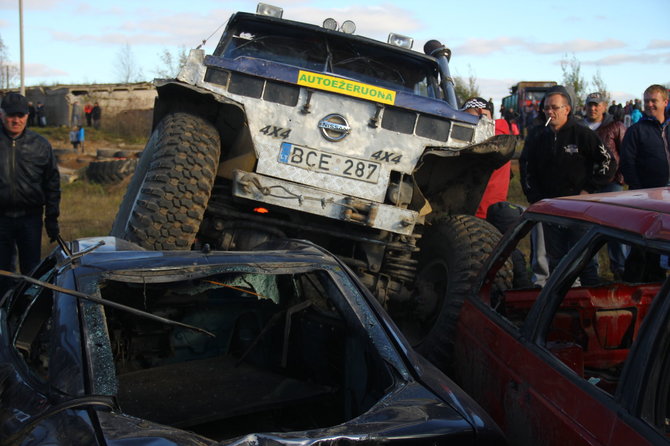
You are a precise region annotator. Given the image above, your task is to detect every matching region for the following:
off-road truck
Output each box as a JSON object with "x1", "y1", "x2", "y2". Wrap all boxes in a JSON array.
[{"x1": 111, "y1": 3, "x2": 514, "y2": 369}]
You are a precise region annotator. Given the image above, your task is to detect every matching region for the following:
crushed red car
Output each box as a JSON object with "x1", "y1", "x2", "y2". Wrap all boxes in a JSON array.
[{"x1": 447, "y1": 188, "x2": 670, "y2": 445}]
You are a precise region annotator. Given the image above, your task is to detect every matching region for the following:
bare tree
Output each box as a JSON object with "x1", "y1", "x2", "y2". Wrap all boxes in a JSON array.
[
  {"x1": 591, "y1": 69, "x2": 610, "y2": 103},
  {"x1": 115, "y1": 43, "x2": 145, "y2": 83},
  {"x1": 453, "y1": 65, "x2": 480, "y2": 107},
  {"x1": 153, "y1": 47, "x2": 189, "y2": 79},
  {"x1": 0, "y1": 34, "x2": 19, "y2": 90},
  {"x1": 560, "y1": 53, "x2": 588, "y2": 108}
]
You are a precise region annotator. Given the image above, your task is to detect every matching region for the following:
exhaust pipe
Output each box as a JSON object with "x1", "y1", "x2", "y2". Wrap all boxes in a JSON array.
[{"x1": 424, "y1": 40, "x2": 458, "y2": 109}]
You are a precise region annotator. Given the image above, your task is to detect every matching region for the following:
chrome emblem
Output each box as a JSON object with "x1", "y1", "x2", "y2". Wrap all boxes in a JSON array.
[{"x1": 318, "y1": 114, "x2": 350, "y2": 142}]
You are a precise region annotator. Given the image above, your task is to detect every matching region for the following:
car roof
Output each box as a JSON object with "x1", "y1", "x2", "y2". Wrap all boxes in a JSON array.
[
  {"x1": 63, "y1": 237, "x2": 344, "y2": 276},
  {"x1": 226, "y1": 11, "x2": 438, "y2": 65},
  {"x1": 526, "y1": 187, "x2": 670, "y2": 241}
]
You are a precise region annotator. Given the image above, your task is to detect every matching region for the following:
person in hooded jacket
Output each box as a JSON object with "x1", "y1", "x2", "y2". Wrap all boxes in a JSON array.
[
  {"x1": 522, "y1": 85, "x2": 616, "y2": 285},
  {"x1": 0, "y1": 93, "x2": 61, "y2": 293}
]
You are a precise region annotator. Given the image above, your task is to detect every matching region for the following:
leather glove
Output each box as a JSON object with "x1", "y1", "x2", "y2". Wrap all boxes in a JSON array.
[{"x1": 45, "y1": 218, "x2": 60, "y2": 243}]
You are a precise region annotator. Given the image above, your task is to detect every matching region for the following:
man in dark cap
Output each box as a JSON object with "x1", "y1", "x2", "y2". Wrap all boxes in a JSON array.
[
  {"x1": 581, "y1": 91, "x2": 628, "y2": 279},
  {"x1": 0, "y1": 92, "x2": 61, "y2": 292},
  {"x1": 521, "y1": 85, "x2": 616, "y2": 285}
]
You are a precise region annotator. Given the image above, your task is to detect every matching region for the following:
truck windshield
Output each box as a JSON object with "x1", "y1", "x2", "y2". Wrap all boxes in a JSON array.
[{"x1": 217, "y1": 19, "x2": 440, "y2": 98}]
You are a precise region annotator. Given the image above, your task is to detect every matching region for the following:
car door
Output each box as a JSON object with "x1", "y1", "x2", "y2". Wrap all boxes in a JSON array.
[
  {"x1": 453, "y1": 216, "x2": 670, "y2": 445},
  {"x1": 0, "y1": 260, "x2": 106, "y2": 445}
]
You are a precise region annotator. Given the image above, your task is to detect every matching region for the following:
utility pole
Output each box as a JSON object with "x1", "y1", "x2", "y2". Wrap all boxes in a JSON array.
[{"x1": 19, "y1": 0, "x2": 25, "y2": 95}]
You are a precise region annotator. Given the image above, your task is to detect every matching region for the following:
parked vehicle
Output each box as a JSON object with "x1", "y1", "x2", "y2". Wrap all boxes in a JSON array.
[
  {"x1": 448, "y1": 188, "x2": 670, "y2": 445},
  {"x1": 110, "y1": 3, "x2": 515, "y2": 369},
  {"x1": 0, "y1": 236, "x2": 506, "y2": 445},
  {"x1": 501, "y1": 81, "x2": 556, "y2": 134}
]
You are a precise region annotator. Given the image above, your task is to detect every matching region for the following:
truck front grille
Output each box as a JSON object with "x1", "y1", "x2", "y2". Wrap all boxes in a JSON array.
[{"x1": 204, "y1": 68, "x2": 472, "y2": 144}]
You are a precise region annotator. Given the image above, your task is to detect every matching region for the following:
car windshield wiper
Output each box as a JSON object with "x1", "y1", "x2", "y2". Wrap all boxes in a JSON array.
[{"x1": 0, "y1": 269, "x2": 215, "y2": 338}]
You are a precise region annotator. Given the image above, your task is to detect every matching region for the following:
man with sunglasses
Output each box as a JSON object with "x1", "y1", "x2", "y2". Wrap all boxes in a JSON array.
[
  {"x1": 0, "y1": 92, "x2": 61, "y2": 292},
  {"x1": 521, "y1": 85, "x2": 616, "y2": 285}
]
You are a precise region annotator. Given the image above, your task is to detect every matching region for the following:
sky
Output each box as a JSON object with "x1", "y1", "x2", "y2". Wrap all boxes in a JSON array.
[{"x1": 1, "y1": 0, "x2": 668, "y2": 113}]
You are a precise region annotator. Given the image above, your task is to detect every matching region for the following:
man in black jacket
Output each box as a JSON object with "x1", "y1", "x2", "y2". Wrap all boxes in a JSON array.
[
  {"x1": 522, "y1": 85, "x2": 616, "y2": 284},
  {"x1": 620, "y1": 84, "x2": 669, "y2": 190},
  {"x1": 0, "y1": 93, "x2": 60, "y2": 289},
  {"x1": 618, "y1": 84, "x2": 669, "y2": 282}
]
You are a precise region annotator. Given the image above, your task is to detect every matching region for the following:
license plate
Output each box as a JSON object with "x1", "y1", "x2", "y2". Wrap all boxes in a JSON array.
[{"x1": 278, "y1": 142, "x2": 380, "y2": 183}]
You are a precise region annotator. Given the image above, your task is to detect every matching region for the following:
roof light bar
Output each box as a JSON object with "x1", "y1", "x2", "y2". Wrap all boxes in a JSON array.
[
  {"x1": 340, "y1": 20, "x2": 356, "y2": 34},
  {"x1": 256, "y1": 3, "x2": 283, "y2": 18},
  {"x1": 387, "y1": 33, "x2": 414, "y2": 50},
  {"x1": 323, "y1": 18, "x2": 338, "y2": 30}
]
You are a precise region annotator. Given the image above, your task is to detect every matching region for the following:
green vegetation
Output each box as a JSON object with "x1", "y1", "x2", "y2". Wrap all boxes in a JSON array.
[{"x1": 41, "y1": 173, "x2": 128, "y2": 255}]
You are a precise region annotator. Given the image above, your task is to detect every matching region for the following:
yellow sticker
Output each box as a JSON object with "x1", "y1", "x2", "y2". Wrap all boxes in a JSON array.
[{"x1": 297, "y1": 71, "x2": 396, "y2": 105}]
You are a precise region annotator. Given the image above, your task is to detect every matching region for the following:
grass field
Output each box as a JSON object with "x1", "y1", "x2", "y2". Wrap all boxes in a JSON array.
[
  {"x1": 41, "y1": 177, "x2": 129, "y2": 255},
  {"x1": 36, "y1": 125, "x2": 140, "y2": 256}
]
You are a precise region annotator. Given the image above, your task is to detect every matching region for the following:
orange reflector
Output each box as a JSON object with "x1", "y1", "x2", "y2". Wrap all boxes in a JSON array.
[{"x1": 253, "y1": 207, "x2": 269, "y2": 214}]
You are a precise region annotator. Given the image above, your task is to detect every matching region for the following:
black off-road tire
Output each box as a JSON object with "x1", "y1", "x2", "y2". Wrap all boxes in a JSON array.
[
  {"x1": 410, "y1": 214, "x2": 506, "y2": 372},
  {"x1": 97, "y1": 148, "x2": 122, "y2": 158},
  {"x1": 114, "y1": 150, "x2": 142, "y2": 158},
  {"x1": 86, "y1": 158, "x2": 138, "y2": 184},
  {"x1": 110, "y1": 113, "x2": 221, "y2": 250}
]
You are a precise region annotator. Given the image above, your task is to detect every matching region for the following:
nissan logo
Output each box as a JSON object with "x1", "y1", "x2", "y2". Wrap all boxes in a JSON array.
[{"x1": 318, "y1": 114, "x2": 350, "y2": 142}]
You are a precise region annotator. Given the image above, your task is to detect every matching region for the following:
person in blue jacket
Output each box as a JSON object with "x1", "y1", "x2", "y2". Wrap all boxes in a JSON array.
[
  {"x1": 620, "y1": 84, "x2": 669, "y2": 190},
  {"x1": 619, "y1": 84, "x2": 669, "y2": 282}
]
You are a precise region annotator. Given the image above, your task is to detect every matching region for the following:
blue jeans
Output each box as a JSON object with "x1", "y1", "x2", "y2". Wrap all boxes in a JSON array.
[{"x1": 0, "y1": 214, "x2": 43, "y2": 295}]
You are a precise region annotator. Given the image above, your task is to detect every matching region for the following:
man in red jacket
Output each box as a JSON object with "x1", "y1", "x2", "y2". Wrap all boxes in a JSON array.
[{"x1": 460, "y1": 97, "x2": 512, "y2": 219}]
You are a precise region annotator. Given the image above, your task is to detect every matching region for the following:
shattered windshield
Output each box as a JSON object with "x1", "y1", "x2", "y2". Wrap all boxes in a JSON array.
[
  {"x1": 84, "y1": 267, "x2": 402, "y2": 439},
  {"x1": 216, "y1": 19, "x2": 439, "y2": 98}
]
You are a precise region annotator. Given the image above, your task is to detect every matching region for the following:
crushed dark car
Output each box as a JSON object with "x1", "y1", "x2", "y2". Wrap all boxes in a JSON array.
[{"x1": 0, "y1": 237, "x2": 505, "y2": 445}]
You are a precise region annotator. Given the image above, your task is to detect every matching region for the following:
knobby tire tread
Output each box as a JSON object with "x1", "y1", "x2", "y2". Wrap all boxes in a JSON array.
[
  {"x1": 86, "y1": 159, "x2": 138, "y2": 184},
  {"x1": 114, "y1": 113, "x2": 221, "y2": 250},
  {"x1": 415, "y1": 214, "x2": 507, "y2": 372}
]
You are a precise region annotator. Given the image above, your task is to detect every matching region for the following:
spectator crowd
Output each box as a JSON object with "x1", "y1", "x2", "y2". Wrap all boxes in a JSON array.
[{"x1": 468, "y1": 83, "x2": 670, "y2": 285}]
